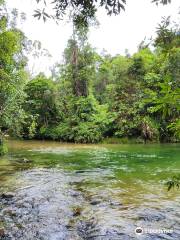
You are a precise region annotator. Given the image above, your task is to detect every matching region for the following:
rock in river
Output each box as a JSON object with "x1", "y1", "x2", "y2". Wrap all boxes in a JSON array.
[
  {"x1": 1, "y1": 193, "x2": 14, "y2": 199},
  {"x1": 0, "y1": 228, "x2": 5, "y2": 237}
]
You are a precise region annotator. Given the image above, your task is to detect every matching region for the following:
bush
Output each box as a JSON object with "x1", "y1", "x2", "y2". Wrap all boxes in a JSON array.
[
  {"x1": 0, "y1": 142, "x2": 8, "y2": 156},
  {"x1": 39, "y1": 124, "x2": 74, "y2": 141},
  {"x1": 140, "y1": 116, "x2": 160, "y2": 142},
  {"x1": 73, "y1": 122, "x2": 103, "y2": 143},
  {"x1": 168, "y1": 119, "x2": 180, "y2": 142},
  {"x1": 38, "y1": 122, "x2": 103, "y2": 143}
]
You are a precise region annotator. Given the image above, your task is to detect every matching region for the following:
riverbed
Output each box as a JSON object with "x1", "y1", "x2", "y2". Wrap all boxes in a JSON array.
[{"x1": 0, "y1": 140, "x2": 179, "y2": 239}]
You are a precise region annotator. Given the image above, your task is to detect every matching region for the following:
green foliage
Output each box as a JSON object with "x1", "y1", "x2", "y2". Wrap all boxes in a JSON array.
[
  {"x1": 1, "y1": 13, "x2": 179, "y2": 144},
  {"x1": 168, "y1": 119, "x2": 180, "y2": 141},
  {"x1": 0, "y1": 136, "x2": 8, "y2": 156},
  {"x1": 155, "y1": 16, "x2": 179, "y2": 51},
  {"x1": 31, "y1": 94, "x2": 114, "y2": 143},
  {"x1": 73, "y1": 122, "x2": 103, "y2": 143},
  {"x1": 0, "y1": 14, "x2": 28, "y2": 142},
  {"x1": 34, "y1": 0, "x2": 126, "y2": 27},
  {"x1": 63, "y1": 29, "x2": 96, "y2": 97},
  {"x1": 21, "y1": 114, "x2": 38, "y2": 139},
  {"x1": 34, "y1": 0, "x2": 171, "y2": 28},
  {"x1": 23, "y1": 74, "x2": 59, "y2": 136},
  {"x1": 0, "y1": 142, "x2": 8, "y2": 156},
  {"x1": 140, "y1": 116, "x2": 160, "y2": 142},
  {"x1": 148, "y1": 77, "x2": 178, "y2": 117}
]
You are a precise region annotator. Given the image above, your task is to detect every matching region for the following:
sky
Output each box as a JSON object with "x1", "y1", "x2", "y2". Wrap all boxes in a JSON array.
[{"x1": 7, "y1": 0, "x2": 180, "y2": 76}]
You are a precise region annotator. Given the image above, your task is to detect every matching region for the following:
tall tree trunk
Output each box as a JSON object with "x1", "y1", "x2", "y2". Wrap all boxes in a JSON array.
[
  {"x1": 71, "y1": 25, "x2": 88, "y2": 97},
  {"x1": 72, "y1": 43, "x2": 80, "y2": 96}
]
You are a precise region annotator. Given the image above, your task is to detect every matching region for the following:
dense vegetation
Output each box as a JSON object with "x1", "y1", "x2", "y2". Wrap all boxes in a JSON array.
[
  {"x1": 0, "y1": 1, "x2": 180, "y2": 156},
  {"x1": 0, "y1": 6, "x2": 28, "y2": 155},
  {"x1": 20, "y1": 18, "x2": 179, "y2": 144}
]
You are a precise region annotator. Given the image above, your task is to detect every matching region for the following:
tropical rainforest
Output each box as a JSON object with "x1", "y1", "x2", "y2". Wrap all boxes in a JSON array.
[
  {"x1": 0, "y1": 0, "x2": 180, "y2": 156},
  {"x1": 0, "y1": 1, "x2": 180, "y2": 239}
]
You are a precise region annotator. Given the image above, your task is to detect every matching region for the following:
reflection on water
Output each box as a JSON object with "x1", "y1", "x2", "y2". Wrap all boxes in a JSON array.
[{"x1": 0, "y1": 140, "x2": 180, "y2": 239}]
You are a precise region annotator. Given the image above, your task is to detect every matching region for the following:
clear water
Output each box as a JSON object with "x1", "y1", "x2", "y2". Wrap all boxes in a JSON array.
[{"x1": 0, "y1": 140, "x2": 179, "y2": 240}]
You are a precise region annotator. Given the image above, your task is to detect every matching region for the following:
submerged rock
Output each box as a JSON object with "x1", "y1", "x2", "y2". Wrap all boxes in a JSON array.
[
  {"x1": 137, "y1": 210, "x2": 166, "y2": 222},
  {"x1": 109, "y1": 200, "x2": 123, "y2": 207},
  {"x1": 22, "y1": 158, "x2": 31, "y2": 163},
  {"x1": 1, "y1": 193, "x2": 14, "y2": 199},
  {"x1": 77, "y1": 218, "x2": 100, "y2": 239},
  {"x1": 3, "y1": 208, "x2": 16, "y2": 217},
  {"x1": 75, "y1": 170, "x2": 86, "y2": 174},
  {"x1": 72, "y1": 207, "x2": 82, "y2": 217},
  {"x1": 0, "y1": 228, "x2": 5, "y2": 237},
  {"x1": 16, "y1": 158, "x2": 32, "y2": 163},
  {"x1": 90, "y1": 200, "x2": 101, "y2": 205}
]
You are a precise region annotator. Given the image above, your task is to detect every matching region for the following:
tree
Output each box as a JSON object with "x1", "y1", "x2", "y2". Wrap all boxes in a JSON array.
[
  {"x1": 145, "y1": 17, "x2": 180, "y2": 141},
  {"x1": 34, "y1": 0, "x2": 171, "y2": 27},
  {"x1": 0, "y1": 10, "x2": 28, "y2": 155},
  {"x1": 155, "y1": 16, "x2": 180, "y2": 51},
  {"x1": 1, "y1": 4, "x2": 178, "y2": 145},
  {"x1": 93, "y1": 53, "x2": 114, "y2": 103},
  {"x1": 22, "y1": 74, "x2": 59, "y2": 138},
  {"x1": 63, "y1": 25, "x2": 96, "y2": 97}
]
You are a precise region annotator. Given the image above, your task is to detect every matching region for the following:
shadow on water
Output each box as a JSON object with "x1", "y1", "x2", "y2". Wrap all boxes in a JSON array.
[{"x1": 0, "y1": 140, "x2": 180, "y2": 239}]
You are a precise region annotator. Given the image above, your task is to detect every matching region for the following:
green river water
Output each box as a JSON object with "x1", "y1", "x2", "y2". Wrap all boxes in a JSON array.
[{"x1": 0, "y1": 140, "x2": 179, "y2": 240}]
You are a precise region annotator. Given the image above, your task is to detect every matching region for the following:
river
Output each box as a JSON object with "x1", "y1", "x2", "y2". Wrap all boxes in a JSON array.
[{"x1": 0, "y1": 140, "x2": 179, "y2": 240}]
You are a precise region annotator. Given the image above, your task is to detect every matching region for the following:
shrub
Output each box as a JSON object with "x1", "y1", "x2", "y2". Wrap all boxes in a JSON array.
[
  {"x1": 0, "y1": 142, "x2": 8, "y2": 156},
  {"x1": 73, "y1": 122, "x2": 103, "y2": 143},
  {"x1": 140, "y1": 116, "x2": 160, "y2": 142}
]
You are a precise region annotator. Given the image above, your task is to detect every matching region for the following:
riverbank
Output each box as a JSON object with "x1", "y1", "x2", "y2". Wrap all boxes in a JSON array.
[{"x1": 4, "y1": 135, "x2": 180, "y2": 147}]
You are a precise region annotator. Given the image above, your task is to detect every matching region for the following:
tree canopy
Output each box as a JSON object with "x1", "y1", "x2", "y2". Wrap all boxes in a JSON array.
[
  {"x1": 34, "y1": 0, "x2": 172, "y2": 26},
  {"x1": 17, "y1": 16, "x2": 179, "y2": 144}
]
